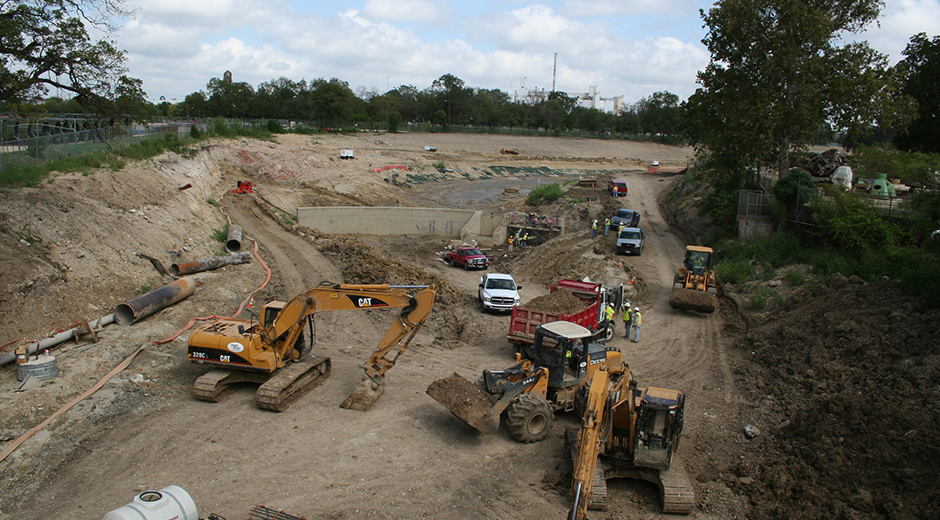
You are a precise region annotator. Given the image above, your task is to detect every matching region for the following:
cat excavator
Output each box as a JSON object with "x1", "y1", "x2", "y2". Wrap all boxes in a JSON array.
[
  {"x1": 187, "y1": 282, "x2": 436, "y2": 412},
  {"x1": 567, "y1": 364, "x2": 693, "y2": 517}
]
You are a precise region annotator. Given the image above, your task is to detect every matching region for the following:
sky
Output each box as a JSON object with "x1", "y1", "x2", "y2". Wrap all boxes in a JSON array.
[{"x1": 112, "y1": 0, "x2": 940, "y2": 107}]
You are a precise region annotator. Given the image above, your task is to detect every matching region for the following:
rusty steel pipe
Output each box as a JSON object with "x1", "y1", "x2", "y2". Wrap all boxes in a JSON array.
[
  {"x1": 114, "y1": 277, "x2": 196, "y2": 326},
  {"x1": 225, "y1": 225, "x2": 243, "y2": 253},
  {"x1": 169, "y1": 252, "x2": 252, "y2": 276}
]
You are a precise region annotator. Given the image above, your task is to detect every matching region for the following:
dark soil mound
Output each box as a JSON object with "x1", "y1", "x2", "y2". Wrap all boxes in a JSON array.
[{"x1": 733, "y1": 274, "x2": 940, "y2": 519}]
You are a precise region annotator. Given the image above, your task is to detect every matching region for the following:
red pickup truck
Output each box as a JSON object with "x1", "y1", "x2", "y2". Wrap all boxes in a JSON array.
[{"x1": 445, "y1": 246, "x2": 491, "y2": 270}]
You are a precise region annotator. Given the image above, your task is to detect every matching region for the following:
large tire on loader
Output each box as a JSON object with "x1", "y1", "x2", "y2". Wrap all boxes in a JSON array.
[{"x1": 506, "y1": 393, "x2": 554, "y2": 443}]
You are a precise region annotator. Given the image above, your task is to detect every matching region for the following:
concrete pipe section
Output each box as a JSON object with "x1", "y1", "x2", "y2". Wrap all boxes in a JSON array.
[
  {"x1": 170, "y1": 252, "x2": 252, "y2": 276},
  {"x1": 114, "y1": 277, "x2": 196, "y2": 326},
  {"x1": 225, "y1": 224, "x2": 243, "y2": 253}
]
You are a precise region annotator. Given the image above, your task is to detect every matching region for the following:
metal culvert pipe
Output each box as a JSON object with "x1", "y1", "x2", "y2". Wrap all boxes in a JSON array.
[
  {"x1": 225, "y1": 225, "x2": 243, "y2": 253},
  {"x1": 169, "y1": 252, "x2": 252, "y2": 276},
  {"x1": 0, "y1": 314, "x2": 116, "y2": 367},
  {"x1": 114, "y1": 277, "x2": 196, "y2": 326}
]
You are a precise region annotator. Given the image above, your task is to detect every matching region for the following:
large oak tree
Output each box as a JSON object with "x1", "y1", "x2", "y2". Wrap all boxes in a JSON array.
[
  {"x1": 0, "y1": 0, "x2": 135, "y2": 109},
  {"x1": 684, "y1": 0, "x2": 912, "y2": 176}
]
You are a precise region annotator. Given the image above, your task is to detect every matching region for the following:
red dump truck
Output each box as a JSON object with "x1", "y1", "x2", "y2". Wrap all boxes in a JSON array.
[{"x1": 507, "y1": 279, "x2": 623, "y2": 353}]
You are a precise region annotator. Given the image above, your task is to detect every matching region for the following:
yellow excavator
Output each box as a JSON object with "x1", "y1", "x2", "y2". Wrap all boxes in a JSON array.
[
  {"x1": 668, "y1": 245, "x2": 719, "y2": 313},
  {"x1": 187, "y1": 282, "x2": 436, "y2": 412},
  {"x1": 568, "y1": 364, "x2": 693, "y2": 517}
]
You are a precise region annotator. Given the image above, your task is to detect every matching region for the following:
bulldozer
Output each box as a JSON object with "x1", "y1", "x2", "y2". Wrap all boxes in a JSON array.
[
  {"x1": 668, "y1": 245, "x2": 719, "y2": 313},
  {"x1": 187, "y1": 282, "x2": 436, "y2": 412},
  {"x1": 427, "y1": 321, "x2": 623, "y2": 443},
  {"x1": 567, "y1": 364, "x2": 693, "y2": 517}
]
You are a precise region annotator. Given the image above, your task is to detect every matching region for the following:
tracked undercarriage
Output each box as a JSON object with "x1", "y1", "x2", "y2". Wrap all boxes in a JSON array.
[{"x1": 193, "y1": 357, "x2": 331, "y2": 412}]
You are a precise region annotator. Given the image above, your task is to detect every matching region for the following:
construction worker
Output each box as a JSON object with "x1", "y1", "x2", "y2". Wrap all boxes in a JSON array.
[
  {"x1": 631, "y1": 307, "x2": 642, "y2": 343},
  {"x1": 604, "y1": 217, "x2": 611, "y2": 237},
  {"x1": 522, "y1": 232, "x2": 529, "y2": 247},
  {"x1": 508, "y1": 235, "x2": 514, "y2": 252},
  {"x1": 622, "y1": 301, "x2": 633, "y2": 338},
  {"x1": 604, "y1": 303, "x2": 615, "y2": 334},
  {"x1": 592, "y1": 220, "x2": 598, "y2": 239}
]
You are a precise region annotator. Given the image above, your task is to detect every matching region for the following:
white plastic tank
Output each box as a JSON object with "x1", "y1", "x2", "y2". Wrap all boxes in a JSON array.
[
  {"x1": 102, "y1": 485, "x2": 198, "y2": 520},
  {"x1": 831, "y1": 165, "x2": 853, "y2": 190}
]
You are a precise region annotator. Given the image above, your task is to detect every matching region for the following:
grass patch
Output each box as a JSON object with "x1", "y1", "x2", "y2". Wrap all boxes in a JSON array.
[
  {"x1": 782, "y1": 268, "x2": 807, "y2": 287},
  {"x1": 526, "y1": 184, "x2": 564, "y2": 206},
  {"x1": 744, "y1": 287, "x2": 783, "y2": 311},
  {"x1": 211, "y1": 223, "x2": 229, "y2": 243}
]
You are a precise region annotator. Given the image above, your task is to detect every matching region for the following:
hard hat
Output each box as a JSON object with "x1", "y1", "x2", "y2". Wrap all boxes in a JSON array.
[{"x1": 634, "y1": 307, "x2": 639, "y2": 312}]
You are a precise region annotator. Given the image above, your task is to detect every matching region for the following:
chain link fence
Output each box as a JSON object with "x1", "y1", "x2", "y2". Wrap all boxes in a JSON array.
[{"x1": 0, "y1": 119, "x2": 196, "y2": 173}]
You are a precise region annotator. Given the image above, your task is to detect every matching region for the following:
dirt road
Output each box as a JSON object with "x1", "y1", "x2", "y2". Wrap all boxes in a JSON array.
[{"x1": 1, "y1": 133, "x2": 754, "y2": 519}]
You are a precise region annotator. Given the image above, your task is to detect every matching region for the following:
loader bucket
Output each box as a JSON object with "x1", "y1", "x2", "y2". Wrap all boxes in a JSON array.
[
  {"x1": 340, "y1": 375, "x2": 385, "y2": 411},
  {"x1": 426, "y1": 373, "x2": 501, "y2": 434},
  {"x1": 668, "y1": 288, "x2": 718, "y2": 313}
]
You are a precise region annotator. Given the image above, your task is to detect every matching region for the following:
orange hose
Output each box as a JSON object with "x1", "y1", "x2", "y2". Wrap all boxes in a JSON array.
[{"x1": 150, "y1": 239, "x2": 272, "y2": 345}]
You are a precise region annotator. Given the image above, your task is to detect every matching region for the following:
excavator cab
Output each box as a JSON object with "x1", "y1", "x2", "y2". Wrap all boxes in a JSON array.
[{"x1": 632, "y1": 387, "x2": 685, "y2": 470}]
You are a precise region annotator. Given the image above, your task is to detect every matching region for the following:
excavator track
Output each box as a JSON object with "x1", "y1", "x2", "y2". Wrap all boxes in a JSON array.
[
  {"x1": 565, "y1": 429, "x2": 608, "y2": 510},
  {"x1": 657, "y1": 457, "x2": 695, "y2": 514},
  {"x1": 603, "y1": 456, "x2": 695, "y2": 515},
  {"x1": 255, "y1": 356, "x2": 331, "y2": 412},
  {"x1": 193, "y1": 369, "x2": 271, "y2": 402}
]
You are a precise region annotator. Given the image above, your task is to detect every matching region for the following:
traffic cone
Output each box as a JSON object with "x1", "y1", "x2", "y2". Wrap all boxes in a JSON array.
[{"x1": 247, "y1": 296, "x2": 254, "y2": 309}]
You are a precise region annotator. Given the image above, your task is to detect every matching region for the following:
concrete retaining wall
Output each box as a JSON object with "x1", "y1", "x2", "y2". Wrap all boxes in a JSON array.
[{"x1": 297, "y1": 206, "x2": 500, "y2": 243}]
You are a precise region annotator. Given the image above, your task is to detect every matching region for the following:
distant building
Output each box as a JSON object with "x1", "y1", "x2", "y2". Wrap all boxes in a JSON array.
[{"x1": 223, "y1": 70, "x2": 233, "y2": 83}]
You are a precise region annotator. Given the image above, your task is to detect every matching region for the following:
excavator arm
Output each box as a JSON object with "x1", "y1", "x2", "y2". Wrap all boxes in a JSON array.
[{"x1": 569, "y1": 367, "x2": 613, "y2": 520}]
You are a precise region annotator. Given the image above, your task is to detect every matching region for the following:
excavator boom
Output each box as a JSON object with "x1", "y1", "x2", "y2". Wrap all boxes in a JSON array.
[{"x1": 188, "y1": 282, "x2": 436, "y2": 412}]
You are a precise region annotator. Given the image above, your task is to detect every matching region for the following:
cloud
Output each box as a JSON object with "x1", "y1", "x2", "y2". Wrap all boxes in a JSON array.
[{"x1": 361, "y1": 0, "x2": 453, "y2": 24}]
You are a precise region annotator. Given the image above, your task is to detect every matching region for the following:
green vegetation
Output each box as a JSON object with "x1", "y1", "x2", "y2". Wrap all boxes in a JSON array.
[
  {"x1": 432, "y1": 161, "x2": 446, "y2": 170},
  {"x1": 526, "y1": 184, "x2": 565, "y2": 206},
  {"x1": 0, "y1": 121, "x2": 272, "y2": 188},
  {"x1": 211, "y1": 223, "x2": 229, "y2": 243}
]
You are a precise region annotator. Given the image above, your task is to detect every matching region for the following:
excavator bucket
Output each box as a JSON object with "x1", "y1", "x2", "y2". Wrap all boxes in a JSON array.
[
  {"x1": 668, "y1": 288, "x2": 717, "y2": 313},
  {"x1": 426, "y1": 373, "x2": 501, "y2": 434},
  {"x1": 340, "y1": 375, "x2": 385, "y2": 411}
]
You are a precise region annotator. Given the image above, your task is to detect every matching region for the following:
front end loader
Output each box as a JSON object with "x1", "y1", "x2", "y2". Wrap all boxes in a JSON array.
[{"x1": 668, "y1": 245, "x2": 719, "y2": 313}]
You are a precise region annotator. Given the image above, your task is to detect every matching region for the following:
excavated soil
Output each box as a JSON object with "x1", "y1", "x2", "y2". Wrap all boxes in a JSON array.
[
  {"x1": 519, "y1": 289, "x2": 590, "y2": 314},
  {"x1": 0, "y1": 132, "x2": 935, "y2": 520}
]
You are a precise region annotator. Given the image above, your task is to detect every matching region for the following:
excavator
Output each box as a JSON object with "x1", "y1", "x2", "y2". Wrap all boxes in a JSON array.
[
  {"x1": 187, "y1": 282, "x2": 436, "y2": 412},
  {"x1": 668, "y1": 245, "x2": 719, "y2": 313},
  {"x1": 427, "y1": 321, "x2": 624, "y2": 443},
  {"x1": 568, "y1": 364, "x2": 693, "y2": 517}
]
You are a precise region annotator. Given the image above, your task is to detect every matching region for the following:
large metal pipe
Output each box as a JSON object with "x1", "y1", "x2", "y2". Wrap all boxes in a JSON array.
[
  {"x1": 169, "y1": 252, "x2": 252, "y2": 276},
  {"x1": 0, "y1": 314, "x2": 115, "y2": 367},
  {"x1": 225, "y1": 225, "x2": 243, "y2": 253},
  {"x1": 114, "y1": 277, "x2": 195, "y2": 326}
]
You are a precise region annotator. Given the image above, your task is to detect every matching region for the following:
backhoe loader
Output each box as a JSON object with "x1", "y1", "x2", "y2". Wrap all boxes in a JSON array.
[
  {"x1": 426, "y1": 321, "x2": 623, "y2": 443},
  {"x1": 668, "y1": 245, "x2": 719, "y2": 313},
  {"x1": 568, "y1": 364, "x2": 693, "y2": 517},
  {"x1": 187, "y1": 282, "x2": 436, "y2": 412}
]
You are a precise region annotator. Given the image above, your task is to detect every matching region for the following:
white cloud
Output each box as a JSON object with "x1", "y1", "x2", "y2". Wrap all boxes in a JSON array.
[
  {"x1": 361, "y1": 0, "x2": 453, "y2": 24},
  {"x1": 856, "y1": 0, "x2": 940, "y2": 62}
]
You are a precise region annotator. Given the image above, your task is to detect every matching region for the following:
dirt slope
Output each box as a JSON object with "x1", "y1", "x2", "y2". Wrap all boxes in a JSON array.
[{"x1": 0, "y1": 132, "x2": 935, "y2": 520}]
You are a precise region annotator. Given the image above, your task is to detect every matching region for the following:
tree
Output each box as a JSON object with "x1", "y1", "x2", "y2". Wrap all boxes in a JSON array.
[
  {"x1": 0, "y1": 0, "x2": 137, "y2": 109},
  {"x1": 894, "y1": 33, "x2": 940, "y2": 154},
  {"x1": 636, "y1": 91, "x2": 681, "y2": 138},
  {"x1": 686, "y1": 0, "x2": 910, "y2": 176}
]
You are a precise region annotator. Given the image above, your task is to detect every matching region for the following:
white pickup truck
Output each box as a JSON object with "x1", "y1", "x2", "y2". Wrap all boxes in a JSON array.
[{"x1": 478, "y1": 273, "x2": 521, "y2": 312}]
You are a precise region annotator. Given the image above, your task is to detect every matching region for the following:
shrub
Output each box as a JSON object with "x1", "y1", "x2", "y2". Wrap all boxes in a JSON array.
[
  {"x1": 526, "y1": 184, "x2": 564, "y2": 205},
  {"x1": 716, "y1": 257, "x2": 754, "y2": 285}
]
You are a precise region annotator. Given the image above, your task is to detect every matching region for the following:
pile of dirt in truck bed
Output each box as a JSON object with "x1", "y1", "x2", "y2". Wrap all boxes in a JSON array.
[
  {"x1": 729, "y1": 273, "x2": 940, "y2": 519},
  {"x1": 520, "y1": 289, "x2": 590, "y2": 314}
]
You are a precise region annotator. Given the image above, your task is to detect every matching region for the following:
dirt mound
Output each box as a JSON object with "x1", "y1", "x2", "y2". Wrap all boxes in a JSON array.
[
  {"x1": 730, "y1": 273, "x2": 940, "y2": 519},
  {"x1": 316, "y1": 235, "x2": 464, "y2": 307},
  {"x1": 520, "y1": 289, "x2": 590, "y2": 314}
]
